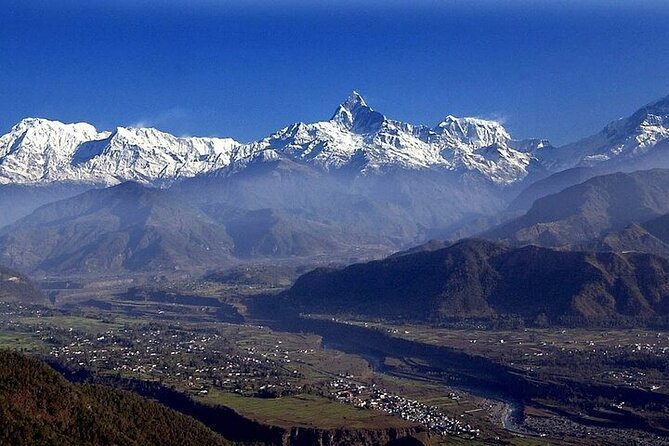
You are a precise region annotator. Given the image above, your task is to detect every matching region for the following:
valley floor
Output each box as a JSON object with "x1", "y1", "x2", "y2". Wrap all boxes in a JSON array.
[{"x1": 1, "y1": 273, "x2": 668, "y2": 445}]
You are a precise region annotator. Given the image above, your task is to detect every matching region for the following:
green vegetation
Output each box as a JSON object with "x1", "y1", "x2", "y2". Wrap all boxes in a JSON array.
[
  {"x1": 0, "y1": 350, "x2": 231, "y2": 446},
  {"x1": 203, "y1": 391, "x2": 409, "y2": 430},
  {"x1": 0, "y1": 332, "x2": 43, "y2": 351},
  {"x1": 18, "y1": 315, "x2": 122, "y2": 334},
  {"x1": 6, "y1": 274, "x2": 667, "y2": 445}
]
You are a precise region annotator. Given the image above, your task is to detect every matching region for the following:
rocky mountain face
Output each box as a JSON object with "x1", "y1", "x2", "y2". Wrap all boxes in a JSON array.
[
  {"x1": 3, "y1": 92, "x2": 669, "y2": 191},
  {"x1": 486, "y1": 169, "x2": 669, "y2": 246},
  {"x1": 0, "y1": 92, "x2": 554, "y2": 244},
  {"x1": 283, "y1": 239, "x2": 669, "y2": 326},
  {"x1": 232, "y1": 91, "x2": 549, "y2": 185},
  {"x1": 0, "y1": 92, "x2": 552, "y2": 188}
]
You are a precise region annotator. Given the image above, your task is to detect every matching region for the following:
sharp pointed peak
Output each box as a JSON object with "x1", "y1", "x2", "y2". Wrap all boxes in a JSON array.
[
  {"x1": 342, "y1": 90, "x2": 367, "y2": 109},
  {"x1": 330, "y1": 91, "x2": 369, "y2": 119},
  {"x1": 330, "y1": 90, "x2": 385, "y2": 132}
]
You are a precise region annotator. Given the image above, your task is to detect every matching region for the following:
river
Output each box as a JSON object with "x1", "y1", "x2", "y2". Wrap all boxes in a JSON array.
[{"x1": 257, "y1": 313, "x2": 532, "y2": 435}]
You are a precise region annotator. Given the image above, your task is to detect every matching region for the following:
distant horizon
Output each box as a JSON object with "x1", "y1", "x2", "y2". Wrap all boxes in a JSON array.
[{"x1": 2, "y1": 0, "x2": 669, "y2": 145}]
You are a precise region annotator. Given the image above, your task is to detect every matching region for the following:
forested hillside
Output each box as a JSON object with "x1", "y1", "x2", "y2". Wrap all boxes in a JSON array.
[{"x1": 0, "y1": 350, "x2": 231, "y2": 446}]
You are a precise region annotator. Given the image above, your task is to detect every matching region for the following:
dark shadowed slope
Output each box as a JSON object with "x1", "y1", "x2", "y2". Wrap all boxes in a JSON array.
[
  {"x1": 0, "y1": 350, "x2": 230, "y2": 446},
  {"x1": 485, "y1": 169, "x2": 669, "y2": 246},
  {"x1": 388, "y1": 240, "x2": 452, "y2": 258},
  {"x1": 283, "y1": 239, "x2": 669, "y2": 326},
  {"x1": 642, "y1": 212, "x2": 669, "y2": 243},
  {"x1": 0, "y1": 182, "x2": 234, "y2": 274}
]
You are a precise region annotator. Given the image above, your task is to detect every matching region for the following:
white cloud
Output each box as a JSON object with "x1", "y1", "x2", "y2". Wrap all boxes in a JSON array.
[{"x1": 129, "y1": 107, "x2": 189, "y2": 129}]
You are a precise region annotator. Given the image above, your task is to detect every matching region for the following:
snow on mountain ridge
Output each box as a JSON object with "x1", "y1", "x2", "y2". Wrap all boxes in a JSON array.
[
  {"x1": 3, "y1": 92, "x2": 669, "y2": 196},
  {"x1": 0, "y1": 98, "x2": 546, "y2": 185},
  {"x1": 0, "y1": 92, "x2": 552, "y2": 186},
  {"x1": 536, "y1": 94, "x2": 669, "y2": 171},
  {"x1": 0, "y1": 118, "x2": 109, "y2": 184},
  {"x1": 0, "y1": 118, "x2": 239, "y2": 185},
  {"x1": 243, "y1": 92, "x2": 545, "y2": 182},
  {"x1": 435, "y1": 115, "x2": 511, "y2": 149},
  {"x1": 330, "y1": 91, "x2": 386, "y2": 134}
]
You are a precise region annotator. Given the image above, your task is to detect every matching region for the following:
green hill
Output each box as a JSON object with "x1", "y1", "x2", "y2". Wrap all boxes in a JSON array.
[{"x1": 0, "y1": 350, "x2": 231, "y2": 446}]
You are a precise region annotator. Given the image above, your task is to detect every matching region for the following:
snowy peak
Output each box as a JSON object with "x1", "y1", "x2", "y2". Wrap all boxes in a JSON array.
[
  {"x1": 602, "y1": 94, "x2": 669, "y2": 142},
  {"x1": 5, "y1": 118, "x2": 105, "y2": 150},
  {"x1": 0, "y1": 118, "x2": 240, "y2": 186},
  {"x1": 539, "y1": 92, "x2": 669, "y2": 170},
  {"x1": 342, "y1": 90, "x2": 368, "y2": 109},
  {"x1": 11, "y1": 117, "x2": 93, "y2": 134},
  {"x1": 0, "y1": 118, "x2": 109, "y2": 184},
  {"x1": 249, "y1": 93, "x2": 546, "y2": 183},
  {"x1": 3, "y1": 92, "x2": 669, "y2": 188},
  {"x1": 330, "y1": 91, "x2": 385, "y2": 133},
  {"x1": 435, "y1": 115, "x2": 511, "y2": 149},
  {"x1": 0, "y1": 92, "x2": 559, "y2": 187},
  {"x1": 330, "y1": 91, "x2": 368, "y2": 124}
]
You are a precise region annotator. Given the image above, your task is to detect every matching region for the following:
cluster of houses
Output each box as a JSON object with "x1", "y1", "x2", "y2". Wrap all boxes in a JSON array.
[
  {"x1": 42, "y1": 324, "x2": 300, "y2": 396},
  {"x1": 329, "y1": 378, "x2": 479, "y2": 438}
]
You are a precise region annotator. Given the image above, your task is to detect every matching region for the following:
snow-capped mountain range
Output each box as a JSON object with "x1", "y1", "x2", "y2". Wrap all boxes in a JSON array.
[
  {"x1": 233, "y1": 92, "x2": 550, "y2": 184},
  {"x1": 1, "y1": 92, "x2": 668, "y2": 187},
  {"x1": 537, "y1": 94, "x2": 669, "y2": 171},
  {"x1": 0, "y1": 118, "x2": 239, "y2": 185}
]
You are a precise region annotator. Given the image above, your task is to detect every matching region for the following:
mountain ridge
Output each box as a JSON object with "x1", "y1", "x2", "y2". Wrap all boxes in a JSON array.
[
  {"x1": 0, "y1": 92, "x2": 551, "y2": 187},
  {"x1": 0, "y1": 350, "x2": 231, "y2": 445},
  {"x1": 2, "y1": 92, "x2": 669, "y2": 190},
  {"x1": 485, "y1": 169, "x2": 669, "y2": 247},
  {"x1": 535, "y1": 94, "x2": 669, "y2": 172},
  {"x1": 0, "y1": 182, "x2": 235, "y2": 274},
  {"x1": 282, "y1": 238, "x2": 669, "y2": 326},
  {"x1": 0, "y1": 118, "x2": 239, "y2": 186}
]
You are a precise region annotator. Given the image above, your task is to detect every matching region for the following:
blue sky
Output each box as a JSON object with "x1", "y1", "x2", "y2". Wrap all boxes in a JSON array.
[{"x1": 1, "y1": 0, "x2": 669, "y2": 145}]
